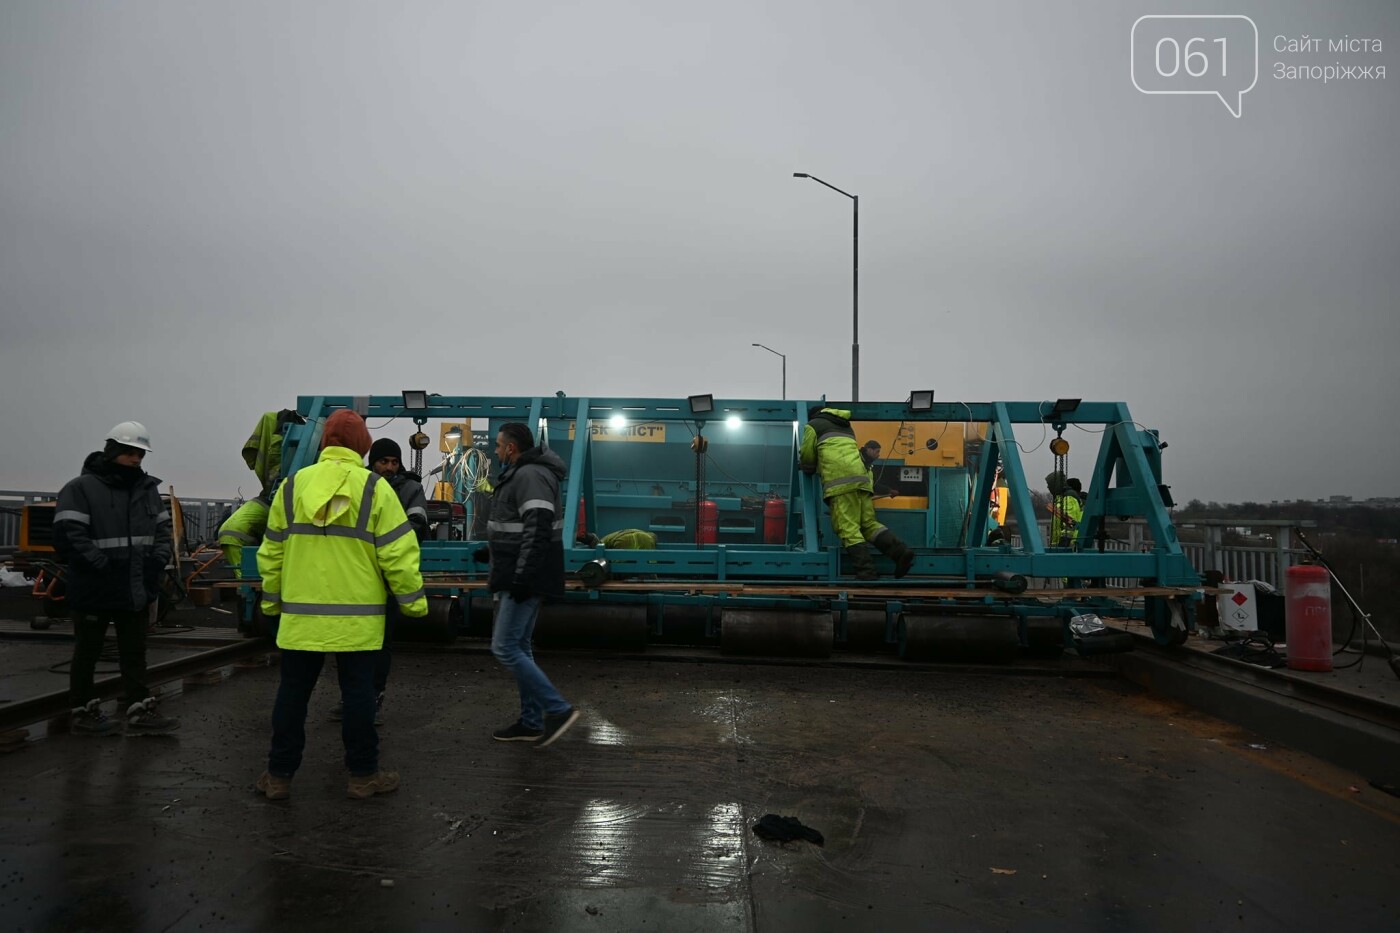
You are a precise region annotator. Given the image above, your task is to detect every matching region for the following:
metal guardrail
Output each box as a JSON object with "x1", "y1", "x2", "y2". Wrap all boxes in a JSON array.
[{"x1": 0, "y1": 489, "x2": 239, "y2": 554}]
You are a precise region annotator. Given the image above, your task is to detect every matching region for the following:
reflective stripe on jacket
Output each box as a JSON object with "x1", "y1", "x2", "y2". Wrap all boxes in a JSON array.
[
  {"x1": 798, "y1": 408, "x2": 873, "y2": 498},
  {"x1": 257, "y1": 446, "x2": 427, "y2": 651},
  {"x1": 387, "y1": 470, "x2": 430, "y2": 541},
  {"x1": 1049, "y1": 494, "x2": 1083, "y2": 546},
  {"x1": 217, "y1": 498, "x2": 269, "y2": 548}
]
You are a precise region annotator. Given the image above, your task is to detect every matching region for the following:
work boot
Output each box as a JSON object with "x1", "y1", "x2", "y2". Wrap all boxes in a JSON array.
[
  {"x1": 873, "y1": 530, "x2": 916, "y2": 579},
  {"x1": 347, "y1": 770, "x2": 400, "y2": 799},
  {"x1": 126, "y1": 697, "x2": 180, "y2": 735},
  {"x1": 254, "y1": 771, "x2": 292, "y2": 801},
  {"x1": 846, "y1": 544, "x2": 879, "y2": 581},
  {"x1": 70, "y1": 699, "x2": 119, "y2": 736}
]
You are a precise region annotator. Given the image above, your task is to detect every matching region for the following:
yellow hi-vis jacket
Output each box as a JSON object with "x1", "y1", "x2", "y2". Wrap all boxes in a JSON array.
[
  {"x1": 217, "y1": 497, "x2": 269, "y2": 579},
  {"x1": 257, "y1": 446, "x2": 427, "y2": 652},
  {"x1": 243, "y1": 411, "x2": 286, "y2": 498},
  {"x1": 799, "y1": 408, "x2": 874, "y2": 499}
]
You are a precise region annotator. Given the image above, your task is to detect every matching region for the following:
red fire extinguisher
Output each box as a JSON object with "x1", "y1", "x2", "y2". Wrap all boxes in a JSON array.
[
  {"x1": 763, "y1": 495, "x2": 786, "y2": 545},
  {"x1": 576, "y1": 496, "x2": 587, "y2": 541},
  {"x1": 697, "y1": 499, "x2": 718, "y2": 545},
  {"x1": 1285, "y1": 563, "x2": 1332, "y2": 671}
]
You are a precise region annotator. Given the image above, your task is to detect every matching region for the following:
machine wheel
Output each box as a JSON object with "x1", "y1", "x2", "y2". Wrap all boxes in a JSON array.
[{"x1": 30, "y1": 617, "x2": 52, "y2": 630}]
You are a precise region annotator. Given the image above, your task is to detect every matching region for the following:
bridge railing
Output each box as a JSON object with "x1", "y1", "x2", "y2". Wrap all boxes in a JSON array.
[
  {"x1": 1016, "y1": 518, "x2": 1311, "y2": 590},
  {"x1": 0, "y1": 489, "x2": 238, "y2": 558}
]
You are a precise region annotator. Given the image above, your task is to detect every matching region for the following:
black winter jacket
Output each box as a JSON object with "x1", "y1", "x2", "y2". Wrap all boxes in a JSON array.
[
  {"x1": 386, "y1": 469, "x2": 429, "y2": 541},
  {"x1": 486, "y1": 446, "x2": 567, "y2": 598},
  {"x1": 54, "y1": 452, "x2": 173, "y2": 613}
]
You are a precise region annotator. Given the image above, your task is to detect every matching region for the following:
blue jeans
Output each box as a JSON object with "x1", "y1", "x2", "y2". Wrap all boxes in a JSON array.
[
  {"x1": 491, "y1": 594, "x2": 570, "y2": 730},
  {"x1": 269, "y1": 649, "x2": 378, "y2": 777}
]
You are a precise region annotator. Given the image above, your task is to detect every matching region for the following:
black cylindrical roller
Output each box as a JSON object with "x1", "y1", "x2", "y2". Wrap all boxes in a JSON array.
[
  {"x1": 576, "y1": 559, "x2": 611, "y2": 588},
  {"x1": 991, "y1": 570, "x2": 1028, "y2": 594},
  {"x1": 1021, "y1": 617, "x2": 1065, "y2": 658},
  {"x1": 836, "y1": 608, "x2": 893, "y2": 652},
  {"x1": 395, "y1": 596, "x2": 459, "y2": 644},
  {"x1": 721, "y1": 609, "x2": 833, "y2": 659},
  {"x1": 534, "y1": 603, "x2": 649, "y2": 649},
  {"x1": 898, "y1": 612, "x2": 1020, "y2": 662},
  {"x1": 467, "y1": 596, "x2": 495, "y2": 638},
  {"x1": 649, "y1": 603, "x2": 718, "y2": 647}
]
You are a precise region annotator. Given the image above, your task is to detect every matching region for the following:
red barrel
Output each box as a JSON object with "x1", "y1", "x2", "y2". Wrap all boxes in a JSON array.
[
  {"x1": 1285, "y1": 564, "x2": 1333, "y2": 671},
  {"x1": 697, "y1": 499, "x2": 718, "y2": 545},
  {"x1": 763, "y1": 496, "x2": 786, "y2": 545}
]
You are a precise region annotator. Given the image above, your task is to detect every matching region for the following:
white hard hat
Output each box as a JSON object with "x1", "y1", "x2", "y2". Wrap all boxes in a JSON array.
[{"x1": 106, "y1": 421, "x2": 154, "y2": 452}]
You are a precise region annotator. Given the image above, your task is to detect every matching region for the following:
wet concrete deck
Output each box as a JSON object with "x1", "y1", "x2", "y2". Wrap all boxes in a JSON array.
[{"x1": 3, "y1": 648, "x2": 1399, "y2": 932}]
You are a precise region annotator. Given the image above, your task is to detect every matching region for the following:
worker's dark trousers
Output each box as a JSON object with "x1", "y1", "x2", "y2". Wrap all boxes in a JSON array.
[
  {"x1": 269, "y1": 649, "x2": 377, "y2": 777},
  {"x1": 70, "y1": 610, "x2": 149, "y2": 707},
  {"x1": 374, "y1": 600, "x2": 399, "y2": 695}
]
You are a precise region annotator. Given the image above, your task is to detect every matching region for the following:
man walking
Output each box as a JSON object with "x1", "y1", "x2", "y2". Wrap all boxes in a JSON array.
[
  {"x1": 254, "y1": 410, "x2": 427, "y2": 800},
  {"x1": 55, "y1": 421, "x2": 179, "y2": 735},
  {"x1": 484, "y1": 422, "x2": 580, "y2": 747}
]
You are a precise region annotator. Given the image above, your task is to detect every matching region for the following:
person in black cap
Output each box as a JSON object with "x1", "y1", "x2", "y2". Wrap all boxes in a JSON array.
[
  {"x1": 54, "y1": 421, "x2": 179, "y2": 735},
  {"x1": 329, "y1": 437, "x2": 429, "y2": 725}
]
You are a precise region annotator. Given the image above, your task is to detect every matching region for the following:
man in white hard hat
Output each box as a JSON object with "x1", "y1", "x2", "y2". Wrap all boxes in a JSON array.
[{"x1": 54, "y1": 421, "x2": 179, "y2": 735}]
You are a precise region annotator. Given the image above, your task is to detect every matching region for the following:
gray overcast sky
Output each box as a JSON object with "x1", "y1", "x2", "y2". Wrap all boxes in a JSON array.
[{"x1": 1, "y1": 0, "x2": 1395, "y2": 504}]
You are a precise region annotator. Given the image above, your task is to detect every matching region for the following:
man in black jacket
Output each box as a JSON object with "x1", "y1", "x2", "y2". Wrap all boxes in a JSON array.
[
  {"x1": 54, "y1": 421, "x2": 179, "y2": 735},
  {"x1": 484, "y1": 422, "x2": 579, "y2": 748}
]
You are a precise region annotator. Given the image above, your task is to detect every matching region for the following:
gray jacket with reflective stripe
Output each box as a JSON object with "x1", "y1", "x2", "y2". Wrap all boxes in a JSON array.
[
  {"x1": 386, "y1": 470, "x2": 429, "y2": 541},
  {"x1": 487, "y1": 446, "x2": 567, "y2": 597},
  {"x1": 54, "y1": 451, "x2": 173, "y2": 613}
]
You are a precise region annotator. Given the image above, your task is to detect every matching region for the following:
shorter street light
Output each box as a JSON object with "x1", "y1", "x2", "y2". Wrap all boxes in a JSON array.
[{"x1": 751, "y1": 343, "x2": 786, "y2": 399}]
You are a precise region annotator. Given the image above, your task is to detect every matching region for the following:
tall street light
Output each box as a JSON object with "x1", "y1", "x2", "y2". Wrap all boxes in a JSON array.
[
  {"x1": 793, "y1": 172, "x2": 858, "y2": 401},
  {"x1": 751, "y1": 342, "x2": 786, "y2": 399}
]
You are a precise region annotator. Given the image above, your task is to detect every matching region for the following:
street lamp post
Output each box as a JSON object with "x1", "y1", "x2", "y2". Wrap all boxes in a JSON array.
[
  {"x1": 751, "y1": 342, "x2": 786, "y2": 399},
  {"x1": 793, "y1": 172, "x2": 858, "y2": 402}
]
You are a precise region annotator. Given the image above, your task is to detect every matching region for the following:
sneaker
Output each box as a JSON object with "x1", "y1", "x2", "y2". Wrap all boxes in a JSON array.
[
  {"x1": 254, "y1": 771, "x2": 292, "y2": 801},
  {"x1": 492, "y1": 721, "x2": 543, "y2": 742},
  {"x1": 126, "y1": 698, "x2": 180, "y2": 735},
  {"x1": 70, "y1": 699, "x2": 119, "y2": 736},
  {"x1": 535, "y1": 707, "x2": 581, "y2": 749},
  {"x1": 346, "y1": 770, "x2": 400, "y2": 799}
]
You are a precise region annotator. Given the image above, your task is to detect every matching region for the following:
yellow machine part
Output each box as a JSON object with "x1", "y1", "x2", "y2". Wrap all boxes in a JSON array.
[
  {"x1": 850, "y1": 421, "x2": 988, "y2": 467},
  {"x1": 19, "y1": 502, "x2": 56, "y2": 552}
]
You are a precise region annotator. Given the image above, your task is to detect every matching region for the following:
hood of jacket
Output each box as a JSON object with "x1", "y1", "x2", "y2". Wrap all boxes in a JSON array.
[
  {"x1": 387, "y1": 467, "x2": 424, "y2": 486},
  {"x1": 306, "y1": 446, "x2": 371, "y2": 527},
  {"x1": 81, "y1": 450, "x2": 159, "y2": 488},
  {"x1": 503, "y1": 446, "x2": 567, "y2": 483}
]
